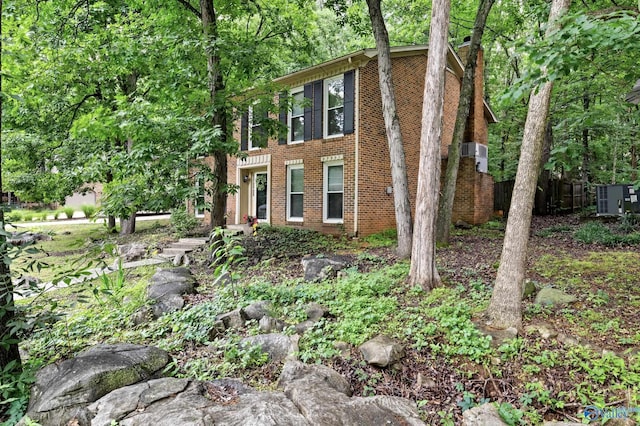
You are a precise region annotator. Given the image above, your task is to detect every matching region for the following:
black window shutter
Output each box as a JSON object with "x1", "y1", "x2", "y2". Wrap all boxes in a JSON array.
[
  {"x1": 303, "y1": 84, "x2": 313, "y2": 141},
  {"x1": 240, "y1": 112, "x2": 248, "y2": 151},
  {"x1": 312, "y1": 80, "x2": 323, "y2": 139},
  {"x1": 344, "y1": 70, "x2": 355, "y2": 135},
  {"x1": 278, "y1": 91, "x2": 288, "y2": 145}
]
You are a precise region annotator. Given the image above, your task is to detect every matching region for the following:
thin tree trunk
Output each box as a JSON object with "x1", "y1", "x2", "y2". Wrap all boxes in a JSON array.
[
  {"x1": 200, "y1": 0, "x2": 227, "y2": 228},
  {"x1": 581, "y1": 90, "x2": 591, "y2": 187},
  {"x1": 487, "y1": 0, "x2": 571, "y2": 330},
  {"x1": 436, "y1": 0, "x2": 494, "y2": 245},
  {"x1": 408, "y1": 0, "x2": 451, "y2": 290},
  {"x1": 0, "y1": 0, "x2": 21, "y2": 371},
  {"x1": 365, "y1": 0, "x2": 412, "y2": 258},
  {"x1": 535, "y1": 120, "x2": 553, "y2": 214}
]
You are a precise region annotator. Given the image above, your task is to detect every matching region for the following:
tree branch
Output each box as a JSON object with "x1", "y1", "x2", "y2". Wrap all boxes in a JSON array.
[{"x1": 175, "y1": 0, "x2": 201, "y2": 19}]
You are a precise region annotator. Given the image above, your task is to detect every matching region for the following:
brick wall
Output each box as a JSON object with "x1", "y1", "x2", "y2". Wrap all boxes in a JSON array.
[{"x1": 218, "y1": 48, "x2": 493, "y2": 236}]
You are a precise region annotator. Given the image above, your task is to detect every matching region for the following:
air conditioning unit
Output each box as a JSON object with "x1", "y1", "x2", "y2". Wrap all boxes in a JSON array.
[
  {"x1": 460, "y1": 142, "x2": 488, "y2": 173},
  {"x1": 596, "y1": 184, "x2": 640, "y2": 215}
]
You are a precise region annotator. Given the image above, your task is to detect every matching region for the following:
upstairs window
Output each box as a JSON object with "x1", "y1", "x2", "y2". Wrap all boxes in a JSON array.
[
  {"x1": 324, "y1": 75, "x2": 344, "y2": 138},
  {"x1": 289, "y1": 88, "x2": 305, "y2": 143},
  {"x1": 249, "y1": 104, "x2": 268, "y2": 150}
]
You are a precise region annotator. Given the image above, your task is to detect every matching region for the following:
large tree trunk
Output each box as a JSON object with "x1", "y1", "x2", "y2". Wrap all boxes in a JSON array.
[
  {"x1": 200, "y1": 0, "x2": 227, "y2": 228},
  {"x1": 436, "y1": 0, "x2": 494, "y2": 245},
  {"x1": 365, "y1": 0, "x2": 412, "y2": 258},
  {"x1": 0, "y1": 0, "x2": 21, "y2": 372},
  {"x1": 487, "y1": 0, "x2": 571, "y2": 330},
  {"x1": 120, "y1": 212, "x2": 137, "y2": 235},
  {"x1": 408, "y1": 0, "x2": 451, "y2": 290}
]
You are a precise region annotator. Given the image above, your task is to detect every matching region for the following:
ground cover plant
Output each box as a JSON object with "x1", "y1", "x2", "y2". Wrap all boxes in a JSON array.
[{"x1": 4, "y1": 214, "x2": 640, "y2": 425}]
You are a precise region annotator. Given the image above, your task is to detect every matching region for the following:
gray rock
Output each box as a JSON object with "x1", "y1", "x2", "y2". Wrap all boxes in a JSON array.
[
  {"x1": 557, "y1": 333, "x2": 579, "y2": 347},
  {"x1": 455, "y1": 220, "x2": 473, "y2": 229},
  {"x1": 117, "y1": 243, "x2": 147, "y2": 262},
  {"x1": 535, "y1": 287, "x2": 577, "y2": 306},
  {"x1": 20, "y1": 344, "x2": 168, "y2": 426},
  {"x1": 240, "y1": 333, "x2": 296, "y2": 362},
  {"x1": 87, "y1": 361, "x2": 424, "y2": 426},
  {"x1": 462, "y1": 403, "x2": 508, "y2": 425},
  {"x1": 301, "y1": 255, "x2": 351, "y2": 282},
  {"x1": 244, "y1": 300, "x2": 273, "y2": 320},
  {"x1": 359, "y1": 335, "x2": 405, "y2": 367},
  {"x1": 525, "y1": 322, "x2": 558, "y2": 339},
  {"x1": 217, "y1": 308, "x2": 247, "y2": 330},
  {"x1": 131, "y1": 306, "x2": 153, "y2": 326},
  {"x1": 146, "y1": 268, "x2": 196, "y2": 318},
  {"x1": 172, "y1": 253, "x2": 184, "y2": 266},
  {"x1": 279, "y1": 360, "x2": 424, "y2": 425},
  {"x1": 259, "y1": 316, "x2": 286, "y2": 333},
  {"x1": 10, "y1": 232, "x2": 52, "y2": 246},
  {"x1": 304, "y1": 302, "x2": 329, "y2": 321},
  {"x1": 295, "y1": 320, "x2": 317, "y2": 335}
]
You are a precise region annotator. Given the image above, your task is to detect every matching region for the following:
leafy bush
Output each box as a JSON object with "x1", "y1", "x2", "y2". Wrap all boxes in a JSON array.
[
  {"x1": 80, "y1": 205, "x2": 97, "y2": 219},
  {"x1": 62, "y1": 206, "x2": 75, "y2": 219},
  {"x1": 243, "y1": 225, "x2": 345, "y2": 260},
  {"x1": 0, "y1": 361, "x2": 35, "y2": 425},
  {"x1": 170, "y1": 208, "x2": 199, "y2": 237},
  {"x1": 574, "y1": 221, "x2": 640, "y2": 246},
  {"x1": 5, "y1": 210, "x2": 22, "y2": 222},
  {"x1": 22, "y1": 211, "x2": 34, "y2": 221}
]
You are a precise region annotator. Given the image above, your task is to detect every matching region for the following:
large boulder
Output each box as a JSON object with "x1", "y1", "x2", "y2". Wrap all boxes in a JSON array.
[
  {"x1": 278, "y1": 360, "x2": 424, "y2": 425},
  {"x1": 20, "y1": 344, "x2": 169, "y2": 426},
  {"x1": 146, "y1": 268, "x2": 196, "y2": 318},
  {"x1": 301, "y1": 255, "x2": 351, "y2": 282}
]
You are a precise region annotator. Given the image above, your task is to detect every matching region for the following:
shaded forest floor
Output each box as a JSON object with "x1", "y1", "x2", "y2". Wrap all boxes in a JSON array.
[{"x1": 14, "y1": 213, "x2": 640, "y2": 425}]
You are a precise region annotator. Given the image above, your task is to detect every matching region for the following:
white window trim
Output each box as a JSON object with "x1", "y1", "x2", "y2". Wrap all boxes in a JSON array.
[
  {"x1": 323, "y1": 75, "x2": 345, "y2": 139},
  {"x1": 248, "y1": 105, "x2": 261, "y2": 151},
  {"x1": 286, "y1": 164, "x2": 304, "y2": 222},
  {"x1": 288, "y1": 87, "x2": 304, "y2": 145},
  {"x1": 323, "y1": 160, "x2": 344, "y2": 224}
]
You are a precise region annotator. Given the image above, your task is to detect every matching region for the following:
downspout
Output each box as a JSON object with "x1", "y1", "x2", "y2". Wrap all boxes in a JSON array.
[{"x1": 353, "y1": 68, "x2": 360, "y2": 236}]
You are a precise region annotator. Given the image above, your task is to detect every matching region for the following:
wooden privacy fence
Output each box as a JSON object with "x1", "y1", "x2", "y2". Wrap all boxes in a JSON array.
[{"x1": 494, "y1": 180, "x2": 586, "y2": 216}]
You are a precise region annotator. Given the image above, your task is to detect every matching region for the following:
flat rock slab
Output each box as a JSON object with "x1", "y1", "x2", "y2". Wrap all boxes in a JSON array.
[
  {"x1": 20, "y1": 344, "x2": 169, "y2": 426},
  {"x1": 87, "y1": 361, "x2": 424, "y2": 426},
  {"x1": 301, "y1": 255, "x2": 351, "y2": 282},
  {"x1": 462, "y1": 403, "x2": 508, "y2": 426}
]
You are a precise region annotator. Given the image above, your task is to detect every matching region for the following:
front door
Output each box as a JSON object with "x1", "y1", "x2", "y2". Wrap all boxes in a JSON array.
[{"x1": 252, "y1": 171, "x2": 268, "y2": 221}]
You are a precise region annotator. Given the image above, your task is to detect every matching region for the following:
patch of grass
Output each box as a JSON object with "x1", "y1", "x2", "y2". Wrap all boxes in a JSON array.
[{"x1": 362, "y1": 228, "x2": 397, "y2": 248}]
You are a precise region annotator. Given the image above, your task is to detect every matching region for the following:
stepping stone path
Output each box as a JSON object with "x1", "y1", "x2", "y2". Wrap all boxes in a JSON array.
[{"x1": 156, "y1": 237, "x2": 209, "y2": 261}]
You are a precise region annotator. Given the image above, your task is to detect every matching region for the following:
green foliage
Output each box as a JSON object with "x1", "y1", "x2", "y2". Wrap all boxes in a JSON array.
[
  {"x1": 0, "y1": 361, "x2": 36, "y2": 425},
  {"x1": 62, "y1": 207, "x2": 75, "y2": 219},
  {"x1": 93, "y1": 260, "x2": 126, "y2": 307},
  {"x1": 243, "y1": 225, "x2": 345, "y2": 260},
  {"x1": 80, "y1": 205, "x2": 97, "y2": 219},
  {"x1": 573, "y1": 221, "x2": 640, "y2": 246},
  {"x1": 170, "y1": 209, "x2": 199, "y2": 238},
  {"x1": 5, "y1": 210, "x2": 22, "y2": 222},
  {"x1": 209, "y1": 227, "x2": 247, "y2": 282},
  {"x1": 497, "y1": 402, "x2": 525, "y2": 425},
  {"x1": 362, "y1": 229, "x2": 397, "y2": 248}
]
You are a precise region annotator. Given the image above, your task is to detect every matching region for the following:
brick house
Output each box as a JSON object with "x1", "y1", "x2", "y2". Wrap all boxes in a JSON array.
[{"x1": 221, "y1": 43, "x2": 496, "y2": 237}]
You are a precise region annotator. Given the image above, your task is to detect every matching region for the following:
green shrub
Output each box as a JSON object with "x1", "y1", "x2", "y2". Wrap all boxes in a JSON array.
[
  {"x1": 80, "y1": 205, "x2": 97, "y2": 219},
  {"x1": 6, "y1": 210, "x2": 22, "y2": 222},
  {"x1": 22, "y1": 211, "x2": 34, "y2": 221},
  {"x1": 62, "y1": 207, "x2": 75, "y2": 219},
  {"x1": 574, "y1": 221, "x2": 640, "y2": 246},
  {"x1": 53, "y1": 210, "x2": 61, "y2": 220},
  {"x1": 170, "y1": 208, "x2": 199, "y2": 237}
]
